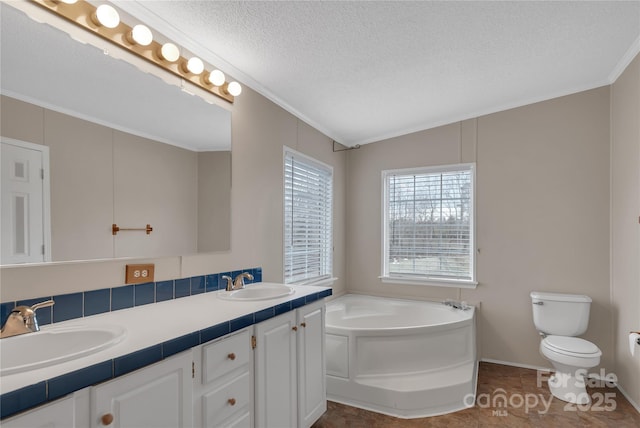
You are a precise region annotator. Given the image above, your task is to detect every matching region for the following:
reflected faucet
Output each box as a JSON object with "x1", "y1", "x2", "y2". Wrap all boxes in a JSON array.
[
  {"x1": 0, "y1": 299, "x2": 55, "y2": 339},
  {"x1": 233, "y1": 272, "x2": 254, "y2": 290}
]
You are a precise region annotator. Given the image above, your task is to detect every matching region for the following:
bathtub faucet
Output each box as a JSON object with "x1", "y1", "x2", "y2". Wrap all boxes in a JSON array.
[{"x1": 443, "y1": 299, "x2": 471, "y2": 311}]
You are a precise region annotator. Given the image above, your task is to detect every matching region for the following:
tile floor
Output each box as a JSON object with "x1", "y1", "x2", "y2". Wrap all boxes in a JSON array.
[{"x1": 312, "y1": 362, "x2": 640, "y2": 427}]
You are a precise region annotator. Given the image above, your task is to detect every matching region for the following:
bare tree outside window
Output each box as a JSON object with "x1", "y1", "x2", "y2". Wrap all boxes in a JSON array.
[{"x1": 384, "y1": 164, "x2": 474, "y2": 281}]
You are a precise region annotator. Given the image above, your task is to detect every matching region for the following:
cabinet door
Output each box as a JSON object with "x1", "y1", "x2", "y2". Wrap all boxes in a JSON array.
[
  {"x1": 2, "y1": 389, "x2": 89, "y2": 428},
  {"x1": 297, "y1": 300, "x2": 327, "y2": 428},
  {"x1": 91, "y1": 351, "x2": 193, "y2": 428},
  {"x1": 254, "y1": 311, "x2": 297, "y2": 428}
]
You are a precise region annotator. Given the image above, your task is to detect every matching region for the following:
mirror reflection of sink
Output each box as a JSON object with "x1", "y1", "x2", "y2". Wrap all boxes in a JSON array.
[
  {"x1": 219, "y1": 283, "x2": 295, "y2": 301},
  {"x1": 0, "y1": 325, "x2": 126, "y2": 376}
]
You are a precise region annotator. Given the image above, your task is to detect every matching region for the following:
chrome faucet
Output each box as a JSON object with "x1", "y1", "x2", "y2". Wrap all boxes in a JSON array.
[
  {"x1": 233, "y1": 272, "x2": 254, "y2": 290},
  {"x1": 222, "y1": 275, "x2": 234, "y2": 291},
  {"x1": 221, "y1": 273, "x2": 254, "y2": 291},
  {"x1": 0, "y1": 299, "x2": 55, "y2": 339},
  {"x1": 443, "y1": 299, "x2": 470, "y2": 311}
]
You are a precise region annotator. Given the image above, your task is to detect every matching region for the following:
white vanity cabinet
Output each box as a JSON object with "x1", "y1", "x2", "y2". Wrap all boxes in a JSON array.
[
  {"x1": 296, "y1": 300, "x2": 327, "y2": 428},
  {"x1": 1, "y1": 389, "x2": 90, "y2": 428},
  {"x1": 254, "y1": 300, "x2": 326, "y2": 428},
  {"x1": 90, "y1": 351, "x2": 193, "y2": 428},
  {"x1": 1, "y1": 297, "x2": 328, "y2": 428},
  {"x1": 193, "y1": 329, "x2": 253, "y2": 428}
]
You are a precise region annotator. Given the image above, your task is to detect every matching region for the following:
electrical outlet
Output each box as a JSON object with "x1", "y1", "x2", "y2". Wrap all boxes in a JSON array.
[{"x1": 125, "y1": 264, "x2": 155, "y2": 284}]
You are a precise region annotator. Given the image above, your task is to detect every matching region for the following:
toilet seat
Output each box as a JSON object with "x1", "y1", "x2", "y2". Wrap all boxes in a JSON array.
[
  {"x1": 542, "y1": 336, "x2": 601, "y2": 358},
  {"x1": 540, "y1": 335, "x2": 601, "y2": 371}
]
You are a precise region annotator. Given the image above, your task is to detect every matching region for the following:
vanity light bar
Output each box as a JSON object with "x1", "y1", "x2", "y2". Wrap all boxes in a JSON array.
[{"x1": 32, "y1": 0, "x2": 240, "y2": 103}]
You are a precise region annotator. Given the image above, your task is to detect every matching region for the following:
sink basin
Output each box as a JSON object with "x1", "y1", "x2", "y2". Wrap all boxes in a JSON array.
[
  {"x1": 218, "y1": 283, "x2": 294, "y2": 301},
  {"x1": 0, "y1": 324, "x2": 126, "y2": 376}
]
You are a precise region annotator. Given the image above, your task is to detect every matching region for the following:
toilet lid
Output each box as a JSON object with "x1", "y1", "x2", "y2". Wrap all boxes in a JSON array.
[{"x1": 544, "y1": 336, "x2": 601, "y2": 355}]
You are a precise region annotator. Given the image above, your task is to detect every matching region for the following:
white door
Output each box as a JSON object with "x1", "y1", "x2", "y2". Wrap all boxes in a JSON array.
[
  {"x1": 254, "y1": 311, "x2": 297, "y2": 428},
  {"x1": 1, "y1": 139, "x2": 50, "y2": 263}
]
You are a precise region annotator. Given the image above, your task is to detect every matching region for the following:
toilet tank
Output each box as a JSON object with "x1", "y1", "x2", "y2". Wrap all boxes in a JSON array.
[{"x1": 530, "y1": 291, "x2": 592, "y2": 336}]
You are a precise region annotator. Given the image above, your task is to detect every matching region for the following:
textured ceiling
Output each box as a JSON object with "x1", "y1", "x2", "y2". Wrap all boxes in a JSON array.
[{"x1": 115, "y1": 1, "x2": 640, "y2": 146}]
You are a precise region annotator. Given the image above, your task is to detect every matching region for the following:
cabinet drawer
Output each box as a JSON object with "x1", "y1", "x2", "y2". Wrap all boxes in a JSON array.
[
  {"x1": 203, "y1": 371, "x2": 251, "y2": 427},
  {"x1": 226, "y1": 411, "x2": 251, "y2": 428},
  {"x1": 202, "y1": 330, "x2": 250, "y2": 384}
]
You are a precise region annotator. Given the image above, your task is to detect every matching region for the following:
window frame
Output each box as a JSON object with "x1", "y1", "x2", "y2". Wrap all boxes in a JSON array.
[
  {"x1": 380, "y1": 163, "x2": 477, "y2": 288},
  {"x1": 283, "y1": 147, "x2": 334, "y2": 286}
]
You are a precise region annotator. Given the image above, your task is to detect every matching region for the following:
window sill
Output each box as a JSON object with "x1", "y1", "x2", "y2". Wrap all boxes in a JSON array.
[
  {"x1": 291, "y1": 277, "x2": 337, "y2": 287},
  {"x1": 379, "y1": 276, "x2": 478, "y2": 289}
]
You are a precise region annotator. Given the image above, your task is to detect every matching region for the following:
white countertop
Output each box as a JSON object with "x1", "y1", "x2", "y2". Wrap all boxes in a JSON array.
[{"x1": 0, "y1": 283, "x2": 329, "y2": 395}]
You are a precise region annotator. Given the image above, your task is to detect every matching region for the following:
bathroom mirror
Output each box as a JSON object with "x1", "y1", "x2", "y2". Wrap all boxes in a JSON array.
[{"x1": 0, "y1": 3, "x2": 231, "y2": 265}]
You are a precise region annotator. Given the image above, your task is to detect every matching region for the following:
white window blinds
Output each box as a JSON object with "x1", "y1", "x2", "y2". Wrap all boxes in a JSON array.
[
  {"x1": 284, "y1": 149, "x2": 333, "y2": 284},
  {"x1": 383, "y1": 164, "x2": 475, "y2": 282}
]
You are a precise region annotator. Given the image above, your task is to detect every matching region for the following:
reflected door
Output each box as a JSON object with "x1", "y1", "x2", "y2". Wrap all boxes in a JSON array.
[{"x1": 1, "y1": 140, "x2": 50, "y2": 264}]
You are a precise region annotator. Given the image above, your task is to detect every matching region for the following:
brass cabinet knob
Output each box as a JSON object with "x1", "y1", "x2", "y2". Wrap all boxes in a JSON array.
[
  {"x1": 292, "y1": 326, "x2": 298, "y2": 331},
  {"x1": 300, "y1": 322, "x2": 307, "y2": 328},
  {"x1": 227, "y1": 352, "x2": 236, "y2": 360},
  {"x1": 101, "y1": 413, "x2": 114, "y2": 426},
  {"x1": 228, "y1": 398, "x2": 236, "y2": 406}
]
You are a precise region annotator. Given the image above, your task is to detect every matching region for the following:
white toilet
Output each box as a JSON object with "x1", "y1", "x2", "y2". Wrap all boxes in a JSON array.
[{"x1": 530, "y1": 291, "x2": 602, "y2": 404}]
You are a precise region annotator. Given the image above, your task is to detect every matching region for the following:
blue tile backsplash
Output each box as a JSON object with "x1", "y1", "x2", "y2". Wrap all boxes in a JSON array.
[
  {"x1": 134, "y1": 282, "x2": 155, "y2": 306},
  {"x1": 52, "y1": 292, "x2": 83, "y2": 323},
  {"x1": 0, "y1": 266, "x2": 332, "y2": 420},
  {"x1": 190, "y1": 276, "x2": 205, "y2": 295},
  {"x1": 111, "y1": 285, "x2": 133, "y2": 311},
  {"x1": 0, "y1": 267, "x2": 263, "y2": 328},
  {"x1": 174, "y1": 278, "x2": 190, "y2": 298},
  {"x1": 84, "y1": 289, "x2": 110, "y2": 317},
  {"x1": 155, "y1": 280, "x2": 174, "y2": 302}
]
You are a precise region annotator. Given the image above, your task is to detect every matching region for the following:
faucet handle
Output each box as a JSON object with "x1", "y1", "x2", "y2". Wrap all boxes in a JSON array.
[{"x1": 222, "y1": 275, "x2": 233, "y2": 291}]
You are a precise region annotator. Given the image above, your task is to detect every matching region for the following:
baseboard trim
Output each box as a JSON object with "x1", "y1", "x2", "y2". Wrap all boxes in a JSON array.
[
  {"x1": 616, "y1": 383, "x2": 640, "y2": 414},
  {"x1": 480, "y1": 358, "x2": 552, "y2": 372}
]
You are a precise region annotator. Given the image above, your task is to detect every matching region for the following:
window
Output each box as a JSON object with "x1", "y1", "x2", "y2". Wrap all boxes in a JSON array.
[
  {"x1": 382, "y1": 163, "x2": 476, "y2": 286},
  {"x1": 284, "y1": 148, "x2": 333, "y2": 284}
]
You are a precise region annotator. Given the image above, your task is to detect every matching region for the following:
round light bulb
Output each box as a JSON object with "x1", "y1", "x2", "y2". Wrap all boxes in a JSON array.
[
  {"x1": 186, "y1": 57, "x2": 204, "y2": 75},
  {"x1": 94, "y1": 4, "x2": 120, "y2": 29},
  {"x1": 227, "y1": 81, "x2": 242, "y2": 97},
  {"x1": 207, "y1": 69, "x2": 226, "y2": 86},
  {"x1": 160, "y1": 43, "x2": 180, "y2": 62},
  {"x1": 131, "y1": 24, "x2": 153, "y2": 46}
]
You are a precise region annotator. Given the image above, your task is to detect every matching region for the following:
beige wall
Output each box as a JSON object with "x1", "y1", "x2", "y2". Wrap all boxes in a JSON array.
[
  {"x1": 346, "y1": 87, "x2": 612, "y2": 372},
  {"x1": 0, "y1": 96, "x2": 200, "y2": 263},
  {"x1": 113, "y1": 130, "x2": 199, "y2": 259},
  {"x1": 469, "y1": 88, "x2": 611, "y2": 371},
  {"x1": 611, "y1": 54, "x2": 640, "y2": 406},
  {"x1": 0, "y1": 86, "x2": 348, "y2": 301},
  {"x1": 181, "y1": 87, "x2": 348, "y2": 297},
  {"x1": 197, "y1": 151, "x2": 232, "y2": 253},
  {"x1": 45, "y1": 110, "x2": 114, "y2": 261}
]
